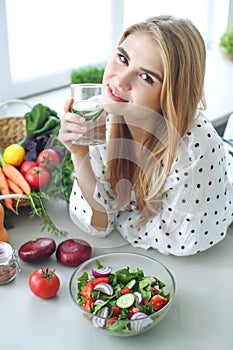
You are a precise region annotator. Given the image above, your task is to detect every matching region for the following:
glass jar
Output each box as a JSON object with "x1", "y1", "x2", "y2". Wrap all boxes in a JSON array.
[{"x1": 0, "y1": 242, "x2": 21, "y2": 285}]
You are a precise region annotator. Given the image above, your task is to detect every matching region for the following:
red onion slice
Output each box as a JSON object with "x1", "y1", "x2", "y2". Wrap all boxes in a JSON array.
[
  {"x1": 92, "y1": 266, "x2": 112, "y2": 277},
  {"x1": 93, "y1": 282, "x2": 114, "y2": 295},
  {"x1": 130, "y1": 312, "x2": 153, "y2": 333},
  {"x1": 92, "y1": 306, "x2": 109, "y2": 328},
  {"x1": 133, "y1": 291, "x2": 143, "y2": 304},
  {"x1": 150, "y1": 276, "x2": 157, "y2": 285}
]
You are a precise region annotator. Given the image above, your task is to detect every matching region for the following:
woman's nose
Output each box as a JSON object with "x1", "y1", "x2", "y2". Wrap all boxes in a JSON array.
[{"x1": 115, "y1": 72, "x2": 131, "y2": 91}]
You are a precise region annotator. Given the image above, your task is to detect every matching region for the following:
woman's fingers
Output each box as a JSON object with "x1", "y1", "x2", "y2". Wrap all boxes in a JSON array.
[
  {"x1": 63, "y1": 112, "x2": 85, "y2": 124},
  {"x1": 58, "y1": 109, "x2": 87, "y2": 150},
  {"x1": 64, "y1": 98, "x2": 74, "y2": 113},
  {"x1": 58, "y1": 100, "x2": 89, "y2": 150},
  {"x1": 59, "y1": 121, "x2": 85, "y2": 140}
]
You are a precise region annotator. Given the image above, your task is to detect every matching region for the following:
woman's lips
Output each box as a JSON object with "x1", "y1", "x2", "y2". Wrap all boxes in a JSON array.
[{"x1": 107, "y1": 86, "x2": 128, "y2": 103}]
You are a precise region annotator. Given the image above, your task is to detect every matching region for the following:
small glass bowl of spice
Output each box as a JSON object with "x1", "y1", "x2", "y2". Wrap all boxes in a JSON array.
[{"x1": 0, "y1": 242, "x2": 21, "y2": 285}]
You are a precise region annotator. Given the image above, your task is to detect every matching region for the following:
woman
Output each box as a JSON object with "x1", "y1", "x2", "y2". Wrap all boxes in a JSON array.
[{"x1": 58, "y1": 15, "x2": 233, "y2": 256}]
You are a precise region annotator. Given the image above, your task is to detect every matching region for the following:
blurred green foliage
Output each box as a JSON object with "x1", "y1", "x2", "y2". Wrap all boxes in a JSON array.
[
  {"x1": 219, "y1": 24, "x2": 233, "y2": 55},
  {"x1": 71, "y1": 65, "x2": 105, "y2": 84}
]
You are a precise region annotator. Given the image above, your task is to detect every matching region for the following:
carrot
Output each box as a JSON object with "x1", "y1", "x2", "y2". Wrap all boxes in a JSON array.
[
  {"x1": 2, "y1": 164, "x2": 31, "y2": 195},
  {"x1": 0, "y1": 203, "x2": 10, "y2": 243},
  {"x1": 0, "y1": 168, "x2": 18, "y2": 214},
  {"x1": 7, "y1": 179, "x2": 23, "y2": 194}
]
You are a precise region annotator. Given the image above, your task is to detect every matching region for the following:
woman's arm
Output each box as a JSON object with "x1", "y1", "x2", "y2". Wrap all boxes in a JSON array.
[{"x1": 71, "y1": 150, "x2": 108, "y2": 230}]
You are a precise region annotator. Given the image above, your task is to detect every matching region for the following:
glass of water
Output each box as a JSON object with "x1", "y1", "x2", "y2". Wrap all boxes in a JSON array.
[{"x1": 71, "y1": 83, "x2": 106, "y2": 145}]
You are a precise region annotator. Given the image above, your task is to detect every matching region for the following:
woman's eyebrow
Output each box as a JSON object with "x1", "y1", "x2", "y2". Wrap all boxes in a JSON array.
[
  {"x1": 118, "y1": 46, "x2": 130, "y2": 61},
  {"x1": 140, "y1": 67, "x2": 163, "y2": 83},
  {"x1": 118, "y1": 46, "x2": 163, "y2": 83}
]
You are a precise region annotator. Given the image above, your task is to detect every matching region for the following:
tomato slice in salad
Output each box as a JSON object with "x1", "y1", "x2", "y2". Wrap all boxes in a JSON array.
[
  {"x1": 106, "y1": 316, "x2": 119, "y2": 328},
  {"x1": 82, "y1": 298, "x2": 93, "y2": 312},
  {"x1": 150, "y1": 295, "x2": 168, "y2": 311},
  {"x1": 92, "y1": 277, "x2": 109, "y2": 286},
  {"x1": 80, "y1": 280, "x2": 94, "y2": 299},
  {"x1": 120, "y1": 287, "x2": 131, "y2": 295}
]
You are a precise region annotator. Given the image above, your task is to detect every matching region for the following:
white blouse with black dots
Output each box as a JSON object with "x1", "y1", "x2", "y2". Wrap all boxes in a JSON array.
[{"x1": 69, "y1": 113, "x2": 233, "y2": 256}]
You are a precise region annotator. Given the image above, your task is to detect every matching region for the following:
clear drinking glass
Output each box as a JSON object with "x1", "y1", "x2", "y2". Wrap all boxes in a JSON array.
[
  {"x1": 71, "y1": 84, "x2": 106, "y2": 146},
  {"x1": 0, "y1": 242, "x2": 21, "y2": 285}
]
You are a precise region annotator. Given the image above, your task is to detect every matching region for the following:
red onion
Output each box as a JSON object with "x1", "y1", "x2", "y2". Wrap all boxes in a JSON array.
[
  {"x1": 56, "y1": 238, "x2": 91, "y2": 266},
  {"x1": 19, "y1": 238, "x2": 56, "y2": 263}
]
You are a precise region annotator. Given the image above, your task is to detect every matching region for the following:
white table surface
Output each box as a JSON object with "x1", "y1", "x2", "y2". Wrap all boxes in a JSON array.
[{"x1": 1, "y1": 200, "x2": 233, "y2": 350}]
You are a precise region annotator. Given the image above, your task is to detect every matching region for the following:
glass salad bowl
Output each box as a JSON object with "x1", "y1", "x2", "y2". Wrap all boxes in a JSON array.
[{"x1": 69, "y1": 252, "x2": 176, "y2": 336}]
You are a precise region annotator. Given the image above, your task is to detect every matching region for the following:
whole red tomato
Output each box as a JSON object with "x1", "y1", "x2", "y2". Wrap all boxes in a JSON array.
[
  {"x1": 20, "y1": 160, "x2": 37, "y2": 176},
  {"x1": 25, "y1": 166, "x2": 51, "y2": 189},
  {"x1": 37, "y1": 148, "x2": 60, "y2": 169},
  {"x1": 29, "y1": 268, "x2": 60, "y2": 299}
]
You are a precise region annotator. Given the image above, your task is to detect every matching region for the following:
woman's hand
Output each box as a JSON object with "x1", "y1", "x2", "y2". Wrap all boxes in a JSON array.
[{"x1": 58, "y1": 99, "x2": 87, "y2": 152}]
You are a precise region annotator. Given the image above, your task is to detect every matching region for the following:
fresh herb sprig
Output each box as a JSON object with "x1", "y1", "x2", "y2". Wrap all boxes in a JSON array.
[{"x1": 28, "y1": 192, "x2": 68, "y2": 236}]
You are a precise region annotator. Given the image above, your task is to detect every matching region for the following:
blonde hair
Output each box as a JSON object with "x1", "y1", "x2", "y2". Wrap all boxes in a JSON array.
[{"x1": 106, "y1": 15, "x2": 206, "y2": 223}]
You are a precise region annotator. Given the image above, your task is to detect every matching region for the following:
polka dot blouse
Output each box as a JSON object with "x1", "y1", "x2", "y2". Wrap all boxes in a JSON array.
[{"x1": 69, "y1": 113, "x2": 233, "y2": 256}]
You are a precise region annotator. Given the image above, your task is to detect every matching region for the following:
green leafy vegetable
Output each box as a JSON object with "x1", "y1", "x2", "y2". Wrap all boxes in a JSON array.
[
  {"x1": 138, "y1": 276, "x2": 152, "y2": 300},
  {"x1": 24, "y1": 103, "x2": 60, "y2": 136},
  {"x1": 111, "y1": 267, "x2": 144, "y2": 285}
]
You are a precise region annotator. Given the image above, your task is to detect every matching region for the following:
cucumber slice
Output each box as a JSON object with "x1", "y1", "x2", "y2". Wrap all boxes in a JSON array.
[
  {"x1": 116, "y1": 293, "x2": 135, "y2": 308},
  {"x1": 126, "y1": 279, "x2": 136, "y2": 289}
]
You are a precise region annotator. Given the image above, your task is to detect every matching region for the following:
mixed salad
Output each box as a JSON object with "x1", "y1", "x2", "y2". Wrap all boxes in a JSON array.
[{"x1": 76, "y1": 260, "x2": 172, "y2": 334}]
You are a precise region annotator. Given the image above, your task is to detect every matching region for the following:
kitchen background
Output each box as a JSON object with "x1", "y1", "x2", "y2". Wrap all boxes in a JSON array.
[{"x1": 1, "y1": 0, "x2": 233, "y2": 134}]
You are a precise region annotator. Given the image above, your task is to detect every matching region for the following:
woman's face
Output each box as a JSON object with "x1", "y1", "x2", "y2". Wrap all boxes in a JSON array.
[{"x1": 102, "y1": 33, "x2": 164, "y2": 120}]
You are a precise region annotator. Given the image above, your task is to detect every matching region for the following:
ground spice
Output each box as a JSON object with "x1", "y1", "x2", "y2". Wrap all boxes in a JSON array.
[
  {"x1": 0, "y1": 261, "x2": 16, "y2": 284},
  {"x1": 0, "y1": 242, "x2": 19, "y2": 285}
]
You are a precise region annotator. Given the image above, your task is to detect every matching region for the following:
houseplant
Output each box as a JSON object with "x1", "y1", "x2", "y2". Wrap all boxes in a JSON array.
[
  {"x1": 71, "y1": 65, "x2": 105, "y2": 84},
  {"x1": 219, "y1": 24, "x2": 233, "y2": 61}
]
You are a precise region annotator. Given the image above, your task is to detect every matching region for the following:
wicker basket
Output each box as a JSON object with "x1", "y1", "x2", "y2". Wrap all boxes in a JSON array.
[
  {"x1": 0, "y1": 116, "x2": 27, "y2": 149},
  {"x1": 0, "y1": 100, "x2": 32, "y2": 207}
]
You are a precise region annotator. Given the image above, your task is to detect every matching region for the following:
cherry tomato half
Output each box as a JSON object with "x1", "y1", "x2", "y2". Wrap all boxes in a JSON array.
[
  {"x1": 25, "y1": 166, "x2": 50, "y2": 189},
  {"x1": 37, "y1": 149, "x2": 60, "y2": 169},
  {"x1": 29, "y1": 268, "x2": 60, "y2": 299}
]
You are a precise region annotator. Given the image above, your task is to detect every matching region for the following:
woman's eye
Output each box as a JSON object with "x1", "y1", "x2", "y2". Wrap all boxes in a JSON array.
[
  {"x1": 141, "y1": 73, "x2": 154, "y2": 85},
  {"x1": 117, "y1": 53, "x2": 128, "y2": 65}
]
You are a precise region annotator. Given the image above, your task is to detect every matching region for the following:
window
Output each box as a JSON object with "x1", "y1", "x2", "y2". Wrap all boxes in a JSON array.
[
  {"x1": 123, "y1": 0, "x2": 230, "y2": 50},
  {"x1": 6, "y1": 0, "x2": 112, "y2": 81},
  {"x1": 0, "y1": 0, "x2": 231, "y2": 101},
  {"x1": 0, "y1": 0, "x2": 115, "y2": 100}
]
